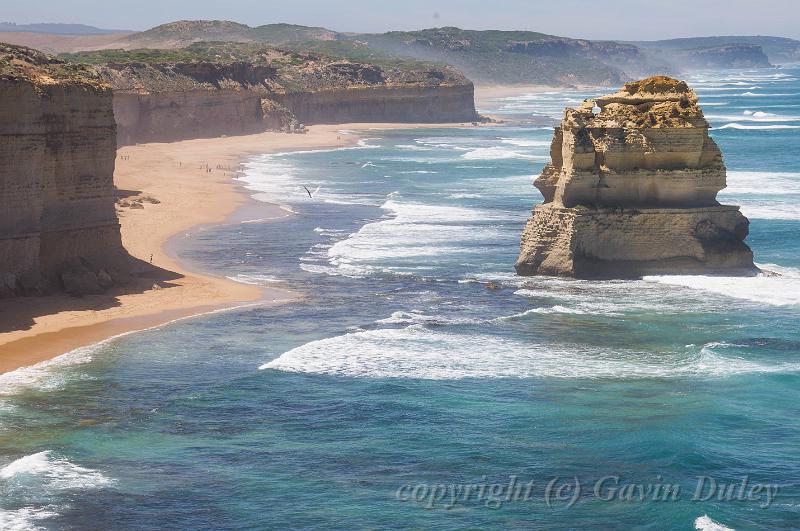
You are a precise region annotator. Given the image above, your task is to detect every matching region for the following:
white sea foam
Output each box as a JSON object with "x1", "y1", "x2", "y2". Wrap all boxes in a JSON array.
[
  {"x1": 644, "y1": 264, "x2": 800, "y2": 306},
  {"x1": 715, "y1": 123, "x2": 800, "y2": 130},
  {"x1": 737, "y1": 201, "x2": 800, "y2": 220},
  {"x1": 237, "y1": 141, "x2": 382, "y2": 206},
  {"x1": 0, "y1": 451, "x2": 113, "y2": 490},
  {"x1": 0, "y1": 452, "x2": 114, "y2": 529},
  {"x1": 459, "y1": 271, "x2": 529, "y2": 288},
  {"x1": 307, "y1": 200, "x2": 517, "y2": 278},
  {"x1": 0, "y1": 345, "x2": 98, "y2": 396},
  {"x1": 447, "y1": 193, "x2": 483, "y2": 199},
  {"x1": 313, "y1": 227, "x2": 346, "y2": 236},
  {"x1": 375, "y1": 311, "x2": 479, "y2": 326},
  {"x1": 706, "y1": 111, "x2": 800, "y2": 122},
  {"x1": 492, "y1": 306, "x2": 589, "y2": 319},
  {"x1": 226, "y1": 274, "x2": 283, "y2": 286},
  {"x1": 714, "y1": 122, "x2": 800, "y2": 131},
  {"x1": 696, "y1": 86, "x2": 758, "y2": 91},
  {"x1": 261, "y1": 326, "x2": 800, "y2": 380},
  {"x1": 740, "y1": 92, "x2": 800, "y2": 97},
  {"x1": 461, "y1": 147, "x2": 549, "y2": 161},
  {"x1": 695, "y1": 515, "x2": 735, "y2": 531},
  {"x1": 723, "y1": 171, "x2": 800, "y2": 195},
  {"x1": 500, "y1": 138, "x2": 552, "y2": 148},
  {"x1": 0, "y1": 506, "x2": 59, "y2": 531},
  {"x1": 697, "y1": 81, "x2": 759, "y2": 87}
]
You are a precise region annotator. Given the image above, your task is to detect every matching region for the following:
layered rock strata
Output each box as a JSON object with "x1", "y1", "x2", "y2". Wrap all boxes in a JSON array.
[
  {"x1": 515, "y1": 76, "x2": 756, "y2": 279},
  {"x1": 95, "y1": 61, "x2": 272, "y2": 145},
  {"x1": 0, "y1": 44, "x2": 129, "y2": 297},
  {"x1": 83, "y1": 48, "x2": 479, "y2": 145}
]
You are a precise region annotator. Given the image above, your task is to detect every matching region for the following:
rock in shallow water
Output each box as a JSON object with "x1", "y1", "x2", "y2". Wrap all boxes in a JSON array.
[{"x1": 515, "y1": 76, "x2": 756, "y2": 279}]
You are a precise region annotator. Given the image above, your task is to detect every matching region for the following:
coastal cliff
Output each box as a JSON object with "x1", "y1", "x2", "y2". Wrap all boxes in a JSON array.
[
  {"x1": 92, "y1": 60, "x2": 273, "y2": 144},
  {"x1": 515, "y1": 76, "x2": 756, "y2": 279},
  {"x1": 275, "y1": 84, "x2": 475, "y2": 124},
  {"x1": 0, "y1": 44, "x2": 129, "y2": 297},
  {"x1": 64, "y1": 44, "x2": 478, "y2": 145}
]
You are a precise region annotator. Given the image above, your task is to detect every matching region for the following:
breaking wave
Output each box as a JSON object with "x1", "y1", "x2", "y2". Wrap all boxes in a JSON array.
[
  {"x1": 723, "y1": 171, "x2": 800, "y2": 195},
  {"x1": 227, "y1": 273, "x2": 284, "y2": 286},
  {"x1": 461, "y1": 147, "x2": 550, "y2": 161},
  {"x1": 305, "y1": 199, "x2": 517, "y2": 278},
  {"x1": 715, "y1": 123, "x2": 800, "y2": 130},
  {"x1": 261, "y1": 326, "x2": 800, "y2": 380},
  {"x1": 695, "y1": 515, "x2": 735, "y2": 531},
  {"x1": 0, "y1": 451, "x2": 114, "y2": 529},
  {"x1": 1, "y1": 451, "x2": 113, "y2": 490},
  {"x1": 644, "y1": 264, "x2": 800, "y2": 307}
]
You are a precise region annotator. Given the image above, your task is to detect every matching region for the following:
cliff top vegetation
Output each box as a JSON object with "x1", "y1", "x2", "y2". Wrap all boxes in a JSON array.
[{"x1": 0, "y1": 42, "x2": 107, "y2": 88}]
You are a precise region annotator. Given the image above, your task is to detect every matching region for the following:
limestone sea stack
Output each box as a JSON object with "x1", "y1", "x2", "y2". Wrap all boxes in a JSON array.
[{"x1": 515, "y1": 76, "x2": 756, "y2": 279}]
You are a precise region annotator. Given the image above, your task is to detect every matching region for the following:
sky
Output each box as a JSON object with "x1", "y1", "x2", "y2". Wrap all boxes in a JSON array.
[{"x1": 2, "y1": 0, "x2": 799, "y2": 40}]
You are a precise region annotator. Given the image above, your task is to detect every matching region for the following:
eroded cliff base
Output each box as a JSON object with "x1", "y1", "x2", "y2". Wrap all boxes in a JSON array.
[{"x1": 516, "y1": 205, "x2": 755, "y2": 279}]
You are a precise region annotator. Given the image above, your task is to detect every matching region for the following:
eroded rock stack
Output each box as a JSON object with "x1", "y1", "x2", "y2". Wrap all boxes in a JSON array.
[
  {"x1": 0, "y1": 44, "x2": 129, "y2": 297},
  {"x1": 515, "y1": 76, "x2": 756, "y2": 279}
]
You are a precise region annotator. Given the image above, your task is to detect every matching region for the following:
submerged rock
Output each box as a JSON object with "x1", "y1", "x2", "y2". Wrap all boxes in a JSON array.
[{"x1": 515, "y1": 76, "x2": 756, "y2": 279}]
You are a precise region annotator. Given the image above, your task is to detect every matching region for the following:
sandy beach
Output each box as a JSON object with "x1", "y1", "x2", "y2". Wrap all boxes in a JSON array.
[{"x1": 0, "y1": 121, "x2": 476, "y2": 375}]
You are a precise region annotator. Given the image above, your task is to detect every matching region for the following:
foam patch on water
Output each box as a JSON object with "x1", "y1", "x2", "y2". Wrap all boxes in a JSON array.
[
  {"x1": 644, "y1": 264, "x2": 800, "y2": 306},
  {"x1": 706, "y1": 111, "x2": 800, "y2": 122},
  {"x1": 447, "y1": 193, "x2": 483, "y2": 199},
  {"x1": 461, "y1": 147, "x2": 550, "y2": 161},
  {"x1": 237, "y1": 141, "x2": 382, "y2": 207},
  {"x1": 723, "y1": 171, "x2": 800, "y2": 195},
  {"x1": 738, "y1": 201, "x2": 800, "y2": 220},
  {"x1": 227, "y1": 274, "x2": 284, "y2": 286},
  {"x1": 715, "y1": 123, "x2": 800, "y2": 130},
  {"x1": 0, "y1": 451, "x2": 114, "y2": 529},
  {"x1": 262, "y1": 326, "x2": 800, "y2": 380},
  {"x1": 500, "y1": 138, "x2": 552, "y2": 148},
  {"x1": 375, "y1": 311, "x2": 480, "y2": 326},
  {"x1": 0, "y1": 505, "x2": 59, "y2": 530},
  {"x1": 0, "y1": 345, "x2": 99, "y2": 397},
  {"x1": 306, "y1": 200, "x2": 518, "y2": 278},
  {"x1": 494, "y1": 306, "x2": 590, "y2": 319},
  {"x1": 0, "y1": 451, "x2": 113, "y2": 490},
  {"x1": 695, "y1": 514, "x2": 735, "y2": 531}
]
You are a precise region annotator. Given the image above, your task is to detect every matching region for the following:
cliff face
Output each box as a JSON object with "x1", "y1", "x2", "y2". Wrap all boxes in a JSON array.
[
  {"x1": 93, "y1": 61, "x2": 274, "y2": 145},
  {"x1": 82, "y1": 46, "x2": 478, "y2": 144},
  {"x1": 274, "y1": 83, "x2": 475, "y2": 124},
  {"x1": 113, "y1": 89, "x2": 264, "y2": 145},
  {"x1": 0, "y1": 44, "x2": 128, "y2": 297},
  {"x1": 654, "y1": 44, "x2": 772, "y2": 70},
  {"x1": 516, "y1": 76, "x2": 755, "y2": 279}
]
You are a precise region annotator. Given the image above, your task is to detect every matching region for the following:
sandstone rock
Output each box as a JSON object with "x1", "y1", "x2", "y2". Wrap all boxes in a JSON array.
[
  {"x1": 0, "y1": 273, "x2": 17, "y2": 298},
  {"x1": 61, "y1": 268, "x2": 102, "y2": 296},
  {"x1": 0, "y1": 44, "x2": 131, "y2": 297},
  {"x1": 91, "y1": 47, "x2": 477, "y2": 145},
  {"x1": 515, "y1": 76, "x2": 756, "y2": 279},
  {"x1": 96, "y1": 269, "x2": 114, "y2": 289}
]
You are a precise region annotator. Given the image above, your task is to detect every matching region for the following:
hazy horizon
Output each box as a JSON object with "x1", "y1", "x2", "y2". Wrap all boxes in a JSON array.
[{"x1": 2, "y1": 0, "x2": 799, "y2": 41}]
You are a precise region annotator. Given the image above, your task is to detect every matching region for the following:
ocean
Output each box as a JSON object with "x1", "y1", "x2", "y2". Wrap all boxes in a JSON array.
[{"x1": 2, "y1": 67, "x2": 799, "y2": 529}]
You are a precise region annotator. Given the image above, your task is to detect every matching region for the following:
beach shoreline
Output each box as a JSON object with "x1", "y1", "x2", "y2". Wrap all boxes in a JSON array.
[{"x1": 0, "y1": 120, "x2": 480, "y2": 375}]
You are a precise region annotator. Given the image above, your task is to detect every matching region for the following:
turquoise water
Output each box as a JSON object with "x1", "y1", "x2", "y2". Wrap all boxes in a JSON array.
[{"x1": 2, "y1": 67, "x2": 800, "y2": 530}]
